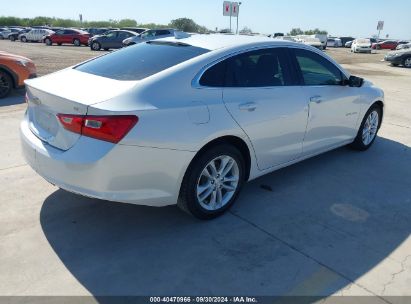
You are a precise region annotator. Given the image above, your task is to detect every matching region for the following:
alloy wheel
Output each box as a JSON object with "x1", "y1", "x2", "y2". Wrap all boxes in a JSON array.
[
  {"x1": 404, "y1": 58, "x2": 411, "y2": 68},
  {"x1": 196, "y1": 155, "x2": 240, "y2": 211},
  {"x1": 362, "y1": 110, "x2": 379, "y2": 146}
]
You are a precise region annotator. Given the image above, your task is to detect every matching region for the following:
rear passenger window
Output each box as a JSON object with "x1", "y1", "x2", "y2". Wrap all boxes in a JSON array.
[
  {"x1": 199, "y1": 61, "x2": 226, "y2": 87},
  {"x1": 200, "y1": 48, "x2": 289, "y2": 87},
  {"x1": 294, "y1": 49, "x2": 343, "y2": 86}
]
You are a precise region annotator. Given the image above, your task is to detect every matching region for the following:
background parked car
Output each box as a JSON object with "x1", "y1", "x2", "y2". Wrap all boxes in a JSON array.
[
  {"x1": 19, "y1": 29, "x2": 54, "y2": 43},
  {"x1": 86, "y1": 28, "x2": 116, "y2": 37},
  {"x1": 296, "y1": 37, "x2": 323, "y2": 50},
  {"x1": 327, "y1": 38, "x2": 342, "y2": 48},
  {"x1": 345, "y1": 40, "x2": 354, "y2": 48},
  {"x1": 384, "y1": 49, "x2": 411, "y2": 68},
  {"x1": 339, "y1": 36, "x2": 355, "y2": 47},
  {"x1": 351, "y1": 38, "x2": 372, "y2": 53},
  {"x1": 120, "y1": 27, "x2": 148, "y2": 34},
  {"x1": 0, "y1": 51, "x2": 37, "y2": 98},
  {"x1": 396, "y1": 42, "x2": 411, "y2": 50},
  {"x1": 372, "y1": 40, "x2": 398, "y2": 50},
  {"x1": 9, "y1": 28, "x2": 30, "y2": 41},
  {"x1": 0, "y1": 28, "x2": 21, "y2": 39},
  {"x1": 44, "y1": 29, "x2": 90, "y2": 46},
  {"x1": 89, "y1": 30, "x2": 137, "y2": 51},
  {"x1": 122, "y1": 29, "x2": 176, "y2": 46}
]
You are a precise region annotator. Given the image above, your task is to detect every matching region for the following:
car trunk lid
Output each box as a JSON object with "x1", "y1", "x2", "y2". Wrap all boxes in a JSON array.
[{"x1": 25, "y1": 68, "x2": 137, "y2": 151}]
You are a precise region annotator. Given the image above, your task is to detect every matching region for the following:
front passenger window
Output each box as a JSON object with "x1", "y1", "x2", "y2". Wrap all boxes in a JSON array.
[{"x1": 294, "y1": 49, "x2": 343, "y2": 86}]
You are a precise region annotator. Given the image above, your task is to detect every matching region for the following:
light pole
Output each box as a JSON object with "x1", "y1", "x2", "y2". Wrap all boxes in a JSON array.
[{"x1": 236, "y1": 2, "x2": 242, "y2": 34}]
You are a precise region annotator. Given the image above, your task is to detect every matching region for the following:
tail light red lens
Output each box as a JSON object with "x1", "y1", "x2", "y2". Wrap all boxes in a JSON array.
[{"x1": 57, "y1": 114, "x2": 138, "y2": 143}]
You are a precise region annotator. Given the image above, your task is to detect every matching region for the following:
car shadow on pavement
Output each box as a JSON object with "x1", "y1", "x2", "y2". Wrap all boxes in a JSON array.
[
  {"x1": 0, "y1": 89, "x2": 25, "y2": 107},
  {"x1": 40, "y1": 136, "x2": 411, "y2": 298}
]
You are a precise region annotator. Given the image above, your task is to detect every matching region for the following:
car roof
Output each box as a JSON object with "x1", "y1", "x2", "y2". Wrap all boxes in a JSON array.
[{"x1": 159, "y1": 34, "x2": 294, "y2": 51}]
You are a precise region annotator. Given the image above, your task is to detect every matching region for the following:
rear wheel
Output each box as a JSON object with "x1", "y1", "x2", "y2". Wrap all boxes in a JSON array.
[
  {"x1": 403, "y1": 57, "x2": 411, "y2": 68},
  {"x1": 0, "y1": 71, "x2": 13, "y2": 99},
  {"x1": 21, "y1": 36, "x2": 27, "y2": 42},
  {"x1": 178, "y1": 144, "x2": 245, "y2": 220},
  {"x1": 73, "y1": 39, "x2": 80, "y2": 46},
  {"x1": 45, "y1": 38, "x2": 52, "y2": 46},
  {"x1": 350, "y1": 105, "x2": 382, "y2": 151},
  {"x1": 10, "y1": 35, "x2": 15, "y2": 42}
]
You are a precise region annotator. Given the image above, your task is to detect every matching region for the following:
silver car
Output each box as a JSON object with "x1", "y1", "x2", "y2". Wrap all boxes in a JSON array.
[
  {"x1": 122, "y1": 28, "x2": 176, "y2": 46},
  {"x1": 21, "y1": 35, "x2": 384, "y2": 219}
]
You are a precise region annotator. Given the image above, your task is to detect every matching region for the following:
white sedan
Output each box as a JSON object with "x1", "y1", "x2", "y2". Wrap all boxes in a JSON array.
[{"x1": 21, "y1": 35, "x2": 384, "y2": 219}]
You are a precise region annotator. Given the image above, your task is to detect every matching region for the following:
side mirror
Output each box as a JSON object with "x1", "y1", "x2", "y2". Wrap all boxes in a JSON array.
[{"x1": 347, "y1": 75, "x2": 364, "y2": 87}]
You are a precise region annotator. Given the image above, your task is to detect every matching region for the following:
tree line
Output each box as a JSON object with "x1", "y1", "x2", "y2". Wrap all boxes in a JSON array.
[{"x1": 0, "y1": 16, "x2": 209, "y2": 33}]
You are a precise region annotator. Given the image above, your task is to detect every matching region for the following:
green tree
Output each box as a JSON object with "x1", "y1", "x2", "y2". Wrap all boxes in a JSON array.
[
  {"x1": 170, "y1": 18, "x2": 199, "y2": 32},
  {"x1": 117, "y1": 19, "x2": 138, "y2": 28},
  {"x1": 288, "y1": 28, "x2": 304, "y2": 36},
  {"x1": 240, "y1": 26, "x2": 253, "y2": 35}
]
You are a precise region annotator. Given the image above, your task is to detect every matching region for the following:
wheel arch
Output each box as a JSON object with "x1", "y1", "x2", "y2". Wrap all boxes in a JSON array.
[{"x1": 184, "y1": 135, "x2": 253, "y2": 185}]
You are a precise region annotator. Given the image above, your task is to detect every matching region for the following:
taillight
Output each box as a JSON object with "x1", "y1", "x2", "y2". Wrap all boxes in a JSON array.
[{"x1": 57, "y1": 114, "x2": 138, "y2": 143}]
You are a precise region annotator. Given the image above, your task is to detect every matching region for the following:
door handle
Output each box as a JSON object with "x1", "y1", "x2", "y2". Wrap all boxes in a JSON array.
[
  {"x1": 310, "y1": 96, "x2": 323, "y2": 104},
  {"x1": 238, "y1": 102, "x2": 257, "y2": 112}
]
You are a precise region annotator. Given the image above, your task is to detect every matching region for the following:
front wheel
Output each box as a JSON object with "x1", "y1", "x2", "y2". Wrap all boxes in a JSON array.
[
  {"x1": 350, "y1": 105, "x2": 382, "y2": 151},
  {"x1": 91, "y1": 42, "x2": 101, "y2": 51},
  {"x1": 10, "y1": 35, "x2": 15, "y2": 42},
  {"x1": 178, "y1": 144, "x2": 245, "y2": 219},
  {"x1": 21, "y1": 36, "x2": 27, "y2": 42},
  {"x1": 73, "y1": 39, "x2": 80, "y2": 46},
  {"x1": 44, "y1": 38, "x2": 52, "y2": 46},
  {"x1": 0, "y1": 71, "x2": 13, "y2": 99}
]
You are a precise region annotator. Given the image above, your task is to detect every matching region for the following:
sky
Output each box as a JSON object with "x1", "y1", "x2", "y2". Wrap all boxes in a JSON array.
[{"x1": 3, "y1": 0, "x2": 411, "y2": 39}]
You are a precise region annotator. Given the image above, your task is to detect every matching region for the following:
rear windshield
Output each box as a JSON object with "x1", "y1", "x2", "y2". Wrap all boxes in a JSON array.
[
  {"x1": 75, "y1": 41, "x2": 210, "y2": 80},
  {"x1": 357, "y1": 39, "x2": 370, "y2": 44}
]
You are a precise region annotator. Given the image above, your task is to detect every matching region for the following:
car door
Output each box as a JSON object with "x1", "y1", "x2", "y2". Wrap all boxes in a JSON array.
[
  {"x1": 63, "y1": 30, "x2": 74, "y2": 44},
  {"x1": 116, "y1": 31, "x2": 132, "y2": 48},
  {"x1": 290, "y1": 48, "x2": 362, "y2": 156},
  {"x1": 106, "y1": 31, "x2": 119, "y2": 48},
  {"x1": 219, "y1": 47, "x2": 309, "y2": 170},
  {"x1": 54, "y1": 29, "x2": 64, "y2": 43}
]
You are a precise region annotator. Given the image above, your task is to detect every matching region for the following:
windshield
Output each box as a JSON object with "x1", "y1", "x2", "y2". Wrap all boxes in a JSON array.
[{"x1": 75, "y1": 41, "x2": 209, "y2": 80}]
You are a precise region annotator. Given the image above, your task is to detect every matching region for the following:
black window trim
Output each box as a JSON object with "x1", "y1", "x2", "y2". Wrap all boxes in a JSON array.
[
  {"x1": 193, "y1": 45, "x2": 348, "y2": 89},
  {"x1": 195, "y1": 46, "x2": 297, "y2": 88},
  {"x1": 289, "y1": 47, "x2": 349, "y2": 86}
]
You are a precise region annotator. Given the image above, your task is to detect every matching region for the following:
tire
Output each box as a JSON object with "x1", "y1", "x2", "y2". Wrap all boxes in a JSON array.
[
  {"x1": 390, "y1": 63, "x2": 399, "y2": 67},
  {"x1": 376, "y1": 45, "x2": 381, "y2": 50},
  {"x1": 104, "y1": 48, "x2": 109, "y2": 51},
  {"x1": 178, "y1": 144, "x2": 245, "y2": 220},
  {"x1": 73, "y1": 39, "x2": 80, "y2": 46},
  {"x1": 45, "y1": 38, "x2": 52, "y2": 46},
  {"x1": 57, "y1": 42, "x2": 62, "y2": 46},
  {"x1": 350, "y1": 104, "x2": 382, "y2": 151},
  {"x1": 0, "y1": 70, "x2": 13, "y2": 99},
  {"x1": 21, "y1": 36, "x2": 27, "y2": 42},
  {"x1": 91, "y1": 42, "x2": 101, "y2": 51},
  {"x1": 403, "y1": 56, "x2": 411, "y2": 68},
  {"x1": 10, "y1": 35, "x2": 15, "y2": 42}
]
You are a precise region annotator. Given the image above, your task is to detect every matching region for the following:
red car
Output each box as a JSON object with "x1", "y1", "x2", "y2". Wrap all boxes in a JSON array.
[
  {"x1": 44, "y1": 29, "x2": 90, "y2": 47},
  {"x1": 372, "y1": 40, "x2": 399, "y2": 50}
]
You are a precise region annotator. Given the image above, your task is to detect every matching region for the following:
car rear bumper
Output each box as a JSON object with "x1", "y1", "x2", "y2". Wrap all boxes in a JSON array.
[{"x1": 20, "y1": 115, "x2": 194, "y2": 207}]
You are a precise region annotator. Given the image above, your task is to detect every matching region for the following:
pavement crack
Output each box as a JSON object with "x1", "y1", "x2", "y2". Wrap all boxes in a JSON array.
[
  {"x1": 385, "y1": 122, "x2": 411, "y2": 130},
  {"x1": 0, "y1": 164, "x2": 28, "y2": 171},
  {"x1": 381, "y1": 254, "x2": 411, "y2": 295},
  {"x1": 229, "y1": 210, "x2": 392, "y2": 303}
]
